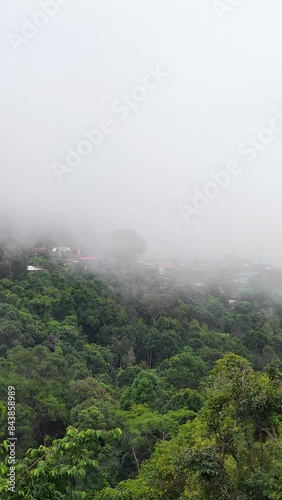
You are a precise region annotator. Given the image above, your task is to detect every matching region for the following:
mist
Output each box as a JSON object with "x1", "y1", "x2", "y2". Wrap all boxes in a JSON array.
[{"x1": 1, "y1": 0, "x2": 282, "y2": 264}]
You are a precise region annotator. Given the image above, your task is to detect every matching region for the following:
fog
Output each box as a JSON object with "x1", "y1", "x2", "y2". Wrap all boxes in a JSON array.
[{"x1": 1, "y1": 0, "x2": 282, "y2": 263}]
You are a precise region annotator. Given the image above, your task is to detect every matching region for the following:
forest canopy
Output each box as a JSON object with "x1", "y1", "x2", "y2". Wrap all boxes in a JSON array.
[{"x1": 0, "y1": 247, "x2": 281, "y2": 498}]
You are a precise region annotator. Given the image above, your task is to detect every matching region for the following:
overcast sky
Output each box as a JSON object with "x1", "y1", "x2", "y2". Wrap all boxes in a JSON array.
[{"x1": 1, "y1": 0, "x2": 282, "y2": 262}]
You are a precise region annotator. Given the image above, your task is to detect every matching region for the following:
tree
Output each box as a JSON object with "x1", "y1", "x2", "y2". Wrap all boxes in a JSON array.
[
  {"x1": 159, "y1": 348, "x2": 207, "y2": 389},
  {"x1": 115, "y1": 404, "x2": 193, "y2": 474},
  {"x1": 0, "y1": 426, "x2": 122, "y2": 498},
  {"x1": 202, "y1": 354, "x2": 282, "y2": 498},
  {"x1": 143, "y1": 327, "x2": 182, "y2": 367},
  {"x1": 120, "y1": 371, "x2": 162, "y2": 410}
]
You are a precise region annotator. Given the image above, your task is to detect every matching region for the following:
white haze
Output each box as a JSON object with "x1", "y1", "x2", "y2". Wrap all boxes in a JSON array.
[{"x1": 1, "y1": 0, "x2": 282, "y2": 263}]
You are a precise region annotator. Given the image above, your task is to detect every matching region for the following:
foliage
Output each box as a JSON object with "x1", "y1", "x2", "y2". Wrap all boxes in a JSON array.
[{"x1": 0, "y1": 246, "x2": 281, "y2": 497}]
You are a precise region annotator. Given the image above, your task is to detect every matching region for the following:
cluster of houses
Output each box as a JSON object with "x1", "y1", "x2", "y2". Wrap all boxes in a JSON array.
[
  {"x1": 28, "y1": 246, "x2": 97, "y2": 272},
  {"x1": 137, "y1": 256, "x2": 274, "y2": 303},
  {"x1": 28, "y1": 249, "x2": 274, "y2": 306},
  {"x1": 187, "y1": 257, "x2": 273, "y2": 299}
]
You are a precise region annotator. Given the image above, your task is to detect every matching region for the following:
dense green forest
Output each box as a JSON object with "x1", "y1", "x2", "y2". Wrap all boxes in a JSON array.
[{"x1": 0, "y1": 247, "x2": 281, "y2": 498}]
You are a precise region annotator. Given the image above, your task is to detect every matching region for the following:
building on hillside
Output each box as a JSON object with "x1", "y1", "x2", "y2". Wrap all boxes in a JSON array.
[
  {"x1": 74, "y1": 249, "x2": 97, "y2": 264},
  {"x1": 27, "y1": 265, "x2": 45, "y2": 272},
  {"x1": 52, "y1": 247, "x2": 71, "y2": 257},
  {"x1": 158, "y1": 261, "x2": 174, "y2": 276},
  {"x1": 228, "y1": 299, "x2": 237, "y2": 307}
]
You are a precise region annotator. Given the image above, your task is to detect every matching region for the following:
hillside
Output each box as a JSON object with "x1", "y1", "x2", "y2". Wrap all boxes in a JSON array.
[{"x1": 0, "y1": 248, "x2": 281, "y2": 498}]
